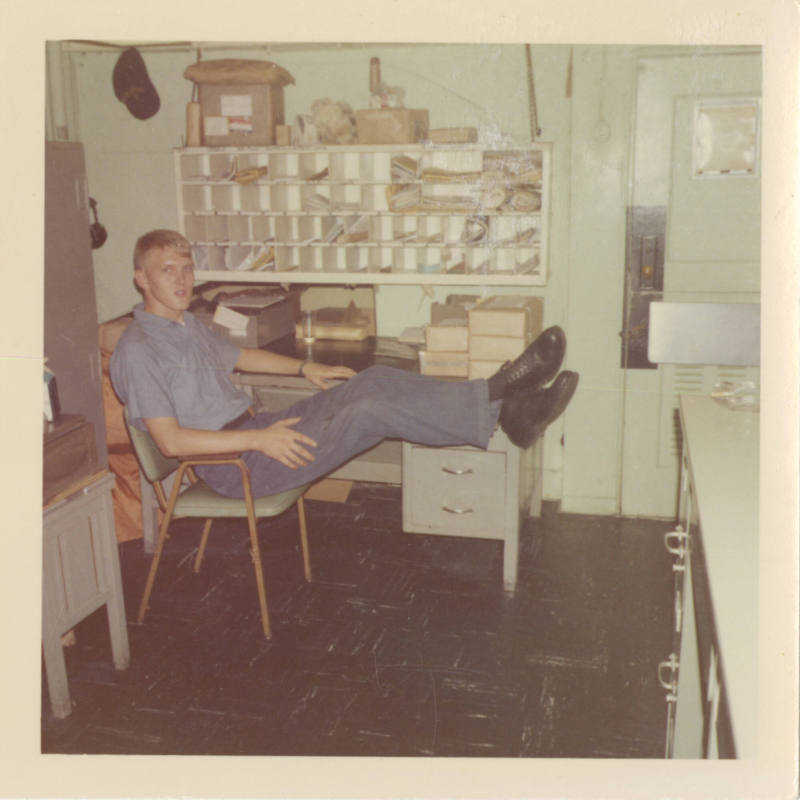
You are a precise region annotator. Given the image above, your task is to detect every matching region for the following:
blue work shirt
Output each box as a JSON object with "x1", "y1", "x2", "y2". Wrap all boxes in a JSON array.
[{"x1": 110, "y1": 304, "x2": 251, "y2": 432}]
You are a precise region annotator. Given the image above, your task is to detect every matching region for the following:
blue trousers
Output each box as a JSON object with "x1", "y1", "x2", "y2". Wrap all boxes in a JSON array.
[{"x1": 195, "y1": 365, "x2": 500, "y2": 499}]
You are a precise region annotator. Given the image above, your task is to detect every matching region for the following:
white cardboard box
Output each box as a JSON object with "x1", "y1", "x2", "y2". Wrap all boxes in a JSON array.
[
  {"x1": 468, "y1": 359, "x2": 506, "y2": 379},
  {"x1": 419, "y1": 350, "x2": 469, "y2": 377},
  {"x1": 469, "y1": 332, "x2": 532, "y2": 362},
  {"x1": 468, "y1": 295, "x2": 544, "y2": 338},
  {"x1": 425, "y1": 320, "x2": 469, "y2": 352}
]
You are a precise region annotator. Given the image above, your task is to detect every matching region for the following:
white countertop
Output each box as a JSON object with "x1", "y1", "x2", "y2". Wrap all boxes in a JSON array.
[{"x1": 679, "y1": 394, "x2": 759, "y2": 757}]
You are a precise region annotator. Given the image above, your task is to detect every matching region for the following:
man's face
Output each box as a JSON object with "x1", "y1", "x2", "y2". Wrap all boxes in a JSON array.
[{"x1": 135, "y1": 246, "x2": 195, "y2": 321}]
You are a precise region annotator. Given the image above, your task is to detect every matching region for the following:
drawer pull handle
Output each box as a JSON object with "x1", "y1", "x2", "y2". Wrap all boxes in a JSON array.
[
  {"x1": 657, "y1": 653, "x2": 679, "y2": 692},
  {"x1": 441, "y1": 466, "x2": 474, "y2": 476},
  {"x1": 442, "y1": 504, "x2": 474, "y2": 515},
  {"x1": 664, "y1": 527, "x2": 688, "y2": 557}
]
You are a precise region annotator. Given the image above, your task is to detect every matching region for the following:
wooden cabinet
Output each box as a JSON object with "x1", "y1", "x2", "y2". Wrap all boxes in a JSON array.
[
  {"x1": 42, "y1": 472, "x2": 129, "y2": 718},
  {"x1": 661, "y1": 395, "x2": 758, "y2": 758},
  {"x1": 402, "y1": 427, "x2": 541, "y2": 592},
  {"x1": 174, "y1": 143, "x2": 551, "y2": 286}
]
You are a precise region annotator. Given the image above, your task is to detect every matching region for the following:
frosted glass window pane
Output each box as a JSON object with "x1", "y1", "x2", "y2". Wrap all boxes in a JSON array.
[{"x1": 693, "y1": 101, "x2": 759, "y2": 176}]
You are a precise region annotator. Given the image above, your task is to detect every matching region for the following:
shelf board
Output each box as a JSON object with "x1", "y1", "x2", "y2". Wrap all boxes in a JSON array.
[
  {"x1": 194, "y1": 270, "x2": 545, "y2": 286},
  {"x1": 178, "y1": 143, "x2": 548, "y2": 154},
  {"x1": 192, "y1": 241, "x2": 540, "y2": 249}
]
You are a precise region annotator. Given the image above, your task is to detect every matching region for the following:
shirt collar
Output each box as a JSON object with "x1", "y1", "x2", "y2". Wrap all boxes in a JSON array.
[{"x1": 133, "y1": 303, "x2": 193, "y2": 329}]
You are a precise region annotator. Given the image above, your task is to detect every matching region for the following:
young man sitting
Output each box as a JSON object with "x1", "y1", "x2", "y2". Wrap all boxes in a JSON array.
[{"x1": 110, "y1": 229, "x2": 579, "y2": 500}]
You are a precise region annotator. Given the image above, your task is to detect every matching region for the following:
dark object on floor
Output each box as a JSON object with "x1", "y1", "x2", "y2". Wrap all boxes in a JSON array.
[
  {"x1": 41, "y1": 485, "x2": 672, "y2": 758},
  {"x1": 500, "y1": 370, "x2": 579, "y2": 448},
  {"x1": 113, "y1": 47, "x2": 160, "y2": 120}
]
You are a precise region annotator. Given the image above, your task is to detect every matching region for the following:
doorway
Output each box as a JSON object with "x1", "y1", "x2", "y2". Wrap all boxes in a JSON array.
[{"x1": 619, "y1": 49, "x2": 761, "y2": 517}]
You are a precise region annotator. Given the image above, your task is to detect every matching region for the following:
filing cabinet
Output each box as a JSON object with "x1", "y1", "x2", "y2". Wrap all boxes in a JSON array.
[
  {"x1": 660, "y1": 394, "x2": 757, "y2": 759},
  {"x1": 402, "y1": 427, "x2": 540, "y2": 591}
]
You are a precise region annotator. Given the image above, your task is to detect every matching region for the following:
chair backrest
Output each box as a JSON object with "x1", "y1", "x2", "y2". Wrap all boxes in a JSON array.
[{"x1": 123, "y1": 407, "x2": 181, "y2": 485}]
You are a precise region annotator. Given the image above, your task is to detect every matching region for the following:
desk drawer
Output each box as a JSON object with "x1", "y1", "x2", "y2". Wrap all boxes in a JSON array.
[{"x1": 403, "y1": 445, "x2": 506, "y2": 536}]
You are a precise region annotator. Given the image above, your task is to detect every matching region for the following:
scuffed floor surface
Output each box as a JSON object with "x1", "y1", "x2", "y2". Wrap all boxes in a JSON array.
[{"x1": 42, "y1": 484, "x2": 673, "y2": 757}]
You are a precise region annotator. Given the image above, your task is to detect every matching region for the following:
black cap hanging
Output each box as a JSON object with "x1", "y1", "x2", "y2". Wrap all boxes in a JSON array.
[{"x1": 113, "y1": 47, "x2": 160, "y2": 120}]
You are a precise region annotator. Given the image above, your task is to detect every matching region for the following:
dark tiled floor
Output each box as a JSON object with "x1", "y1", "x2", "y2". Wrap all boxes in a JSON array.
[{"x1": 41, "y1": 484, "x2": 673, "y2": 757}]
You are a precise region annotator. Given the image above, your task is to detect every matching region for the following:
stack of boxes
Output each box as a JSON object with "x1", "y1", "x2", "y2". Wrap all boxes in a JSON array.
[
  {"x1": 419, "y1": 295, "x2": 477, "y2": 377},
  {"x1": 467, "y1": 296, "x2": 544, "y2": 379},
  {"x1": 420, "y1": 295, "x2": 544, "y2": 379}
]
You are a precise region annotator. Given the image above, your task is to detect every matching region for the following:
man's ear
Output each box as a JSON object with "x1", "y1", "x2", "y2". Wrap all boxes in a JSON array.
[{"x1": 133, "y1": 268, "x2": 148, "y2": 293}]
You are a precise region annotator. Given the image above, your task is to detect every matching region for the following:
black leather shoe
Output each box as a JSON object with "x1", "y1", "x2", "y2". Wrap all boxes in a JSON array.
[
  {"x1": 500, "y1": 370, "x2": 579, "y2": 449},
  {"x1": 493, "y1": 325, "x2": 566, "y2": 396}
]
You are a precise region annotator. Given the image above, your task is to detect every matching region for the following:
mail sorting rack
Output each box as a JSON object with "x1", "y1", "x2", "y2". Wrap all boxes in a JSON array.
[{"x1": 174, "y1": 143, "x2": 551, "y2": 285}]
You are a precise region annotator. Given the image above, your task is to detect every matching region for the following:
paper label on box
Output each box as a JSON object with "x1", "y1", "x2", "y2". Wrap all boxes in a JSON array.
[{"x1": 228, "y1": 117, "x2": 254, "y2": 134}]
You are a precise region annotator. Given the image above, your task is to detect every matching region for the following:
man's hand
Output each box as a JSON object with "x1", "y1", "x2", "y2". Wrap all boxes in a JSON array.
[
  {"x1": 301, "y1": 361, "x2": 356, "y2": 390},
  {"x1": 251, "y1": 417, "x2": 318, "y2": 469},
  {"x1": 235, "y1": 347, "x2": 356, "y2": 389}
]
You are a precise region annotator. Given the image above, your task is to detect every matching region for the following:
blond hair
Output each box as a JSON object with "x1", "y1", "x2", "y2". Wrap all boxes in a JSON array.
[{"x1": 133, "y1": 229, "x2": 191, "y2": 271}]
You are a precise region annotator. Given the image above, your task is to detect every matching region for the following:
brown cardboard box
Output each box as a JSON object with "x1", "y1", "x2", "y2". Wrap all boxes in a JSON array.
[
  {"x1": 199, "y1": 83, "x2": 286, "y2": 146},
  {"x1": 194, "y1": 295, "x2": 296, "y2": 347},
  {"x1": 43, "y1": 414, "x2": 98, "y2": 504},
  {"x1": 419, "y1": 350, "x2": 469, "y2": 377},
  {"x1": 430, "y1": 302, "x2": 467, "y2": 326},
  {"x1": 469, "y1": 333, "x2": 532, "y2": 362},
  {"x1": 356, "y1": 109, "x2": 429, "y2": 144},
  {"x1": 468, "y1": 295, "x2": 544, "y2": 338}
]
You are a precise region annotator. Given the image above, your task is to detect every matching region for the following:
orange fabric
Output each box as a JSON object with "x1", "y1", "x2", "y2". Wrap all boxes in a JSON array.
[{"x1": 101, "y1": 347, "x2": 147, "y2": 542}]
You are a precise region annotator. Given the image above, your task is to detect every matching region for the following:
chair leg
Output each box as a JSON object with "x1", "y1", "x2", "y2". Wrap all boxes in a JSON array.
[
  {"x1": 137, "y1": 511, "x2": 173, "y2": 624},
  {"x1": 297, "y1": 496, "x2": 313, "y2": 582},
  {"x1": 138, "y1": 464, "x2": 186, "y2": 625},
  {"x1": 245, "y1": 506, "x2": 272, "y2": 639},
  {"x1": 194, "y1": 519, "x2": 213, "y2": 573}
]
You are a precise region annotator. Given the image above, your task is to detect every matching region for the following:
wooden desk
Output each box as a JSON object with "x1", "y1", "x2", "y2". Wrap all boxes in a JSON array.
[
  {"x1": 664, "y1": 395, "x2": 758, "y2": 758},
  {"x1": 42, "y1": 471, "x2": 130, "y2": 718},
  {"x1": 234, "y1": 337, "x2": 541, "y2": 592},
  {"x1": 139, "y1": 337, "x2": 540, "y2": 589}
]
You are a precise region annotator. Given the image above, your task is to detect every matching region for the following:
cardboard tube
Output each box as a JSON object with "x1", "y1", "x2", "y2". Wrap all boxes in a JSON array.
[{"x1": 186, "y1": 101, "x2": 202, "y2": 146}]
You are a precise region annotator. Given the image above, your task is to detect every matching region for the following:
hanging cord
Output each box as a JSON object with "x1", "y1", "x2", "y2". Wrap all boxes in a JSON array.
[{"x1": 525, "y1": 44, "x2": 542, "y2": 140}]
